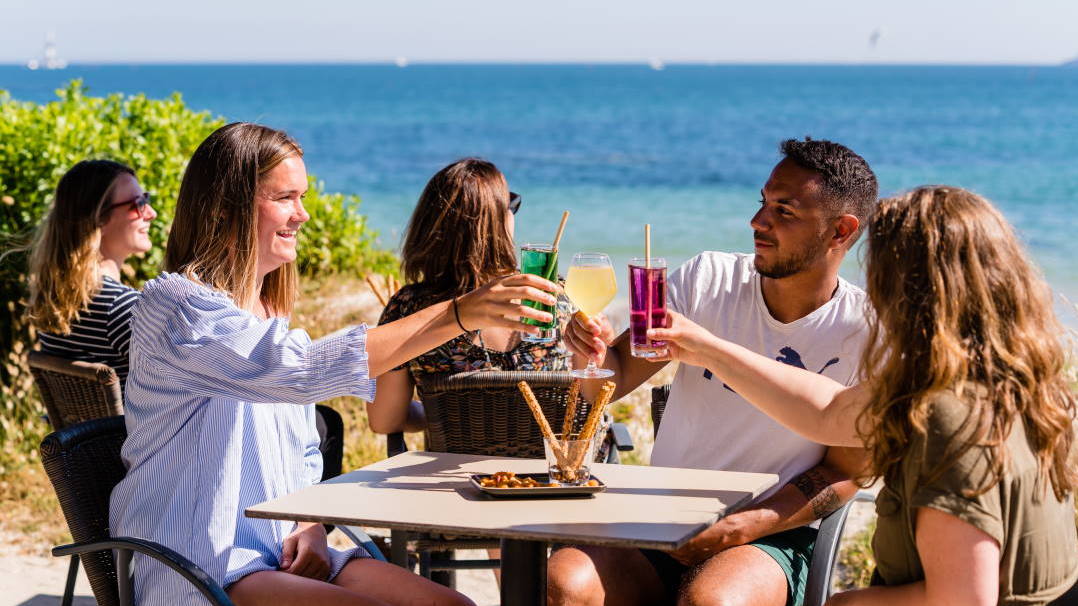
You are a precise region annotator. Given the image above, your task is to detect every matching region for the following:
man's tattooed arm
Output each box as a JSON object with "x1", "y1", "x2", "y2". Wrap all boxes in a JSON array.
[{"x1": 792, "y1": 467, "x2": 843, "y2": 519}]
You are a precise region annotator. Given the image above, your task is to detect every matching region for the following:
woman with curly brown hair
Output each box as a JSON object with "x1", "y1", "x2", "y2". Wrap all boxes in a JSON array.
[{"x1": 649, "y1": 185, "x2": 1077, "y2": 605}]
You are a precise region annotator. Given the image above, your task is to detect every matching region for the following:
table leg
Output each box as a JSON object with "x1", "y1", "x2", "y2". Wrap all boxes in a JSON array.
[{"x1": 500, "y1": 538, "x2": 546, "y2": 606}]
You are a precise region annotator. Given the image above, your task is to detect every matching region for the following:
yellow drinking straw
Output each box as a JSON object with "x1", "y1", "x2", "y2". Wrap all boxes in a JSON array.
[{"x1": 552, "y1": 210, "x2": 570, "y2": 251}]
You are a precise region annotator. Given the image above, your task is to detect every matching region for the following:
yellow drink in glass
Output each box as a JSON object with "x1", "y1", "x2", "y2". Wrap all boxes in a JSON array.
[
  {"x1": 565, "y1": 265, "x2": 617, "y2": 317},
  {"x1": 566, "y1": 252, "x2": 617, "y2": 379}
]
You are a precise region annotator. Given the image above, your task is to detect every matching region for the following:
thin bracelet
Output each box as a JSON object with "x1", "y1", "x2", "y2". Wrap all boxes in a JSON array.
[{"x1": 452, "y1": 296, "x2": 470, "y2": 332}]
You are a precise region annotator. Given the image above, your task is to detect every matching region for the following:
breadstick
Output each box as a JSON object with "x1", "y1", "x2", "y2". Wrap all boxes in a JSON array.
[
  {"x1": 562, "y1": 378, "x2": 582, "y2": 438},
  {"x1": 579, "y1": 381, "x2": 615, "y2": 443},
  {"x1": 365, "y1": 274, "x2": 388, "y2": 306},
  {"x1": 517, "y1": 381, "x2": 568, "y2": 465},
  {"x1": 571, "y1": 381, "x2": 616, "y2": 471}
]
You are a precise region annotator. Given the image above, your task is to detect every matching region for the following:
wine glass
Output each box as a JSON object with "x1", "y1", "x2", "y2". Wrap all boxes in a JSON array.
[{"x1": 563, "y1": 252, "x2": 617, "y2": 379}]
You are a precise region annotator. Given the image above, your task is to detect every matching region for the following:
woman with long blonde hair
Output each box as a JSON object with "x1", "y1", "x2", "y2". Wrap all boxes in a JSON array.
[
  {"x1": 110, "y1": 123, "x2": 557, "y2": 606},
  {"x1": 649, "y1": 186, "x2": 1077, "y2": 605},
  {"x1": 29, "y1": 159, "x2": 157, "y2": 383}
]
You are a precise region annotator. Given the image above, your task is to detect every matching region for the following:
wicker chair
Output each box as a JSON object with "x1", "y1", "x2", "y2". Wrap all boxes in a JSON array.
[
  {"x1": 29, "y1": 351, "x2": 123, "y2": 431},
  {"x1": 650, "y1": 383, "x2": 875, "y2": 606},
  {"x1": 40, "y1": 416, "x2": 233, "y2": 606},
  {"x1": 387, "y1": 370, "x2": 634, "y2": 585},
  {"x1": 41, "y1": 412, "x2": 384, "y2": 606}
]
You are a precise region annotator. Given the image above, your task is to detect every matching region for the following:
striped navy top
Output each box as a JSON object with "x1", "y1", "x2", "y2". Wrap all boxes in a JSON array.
[
  {"x1": 38, "y1": 275, "x2": 139, "y2": 384},
  {"x1": 109, "y1": 273, "x2": 375, "y2": 603}
]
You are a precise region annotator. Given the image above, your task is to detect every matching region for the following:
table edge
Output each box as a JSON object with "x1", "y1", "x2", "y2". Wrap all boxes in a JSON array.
[{"x1": 246, "y1": 485, "x2": 761, "y2": 551}]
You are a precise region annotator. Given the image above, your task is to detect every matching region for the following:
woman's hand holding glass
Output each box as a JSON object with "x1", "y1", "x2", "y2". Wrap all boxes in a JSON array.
[
  {"x1": 564, "y1": 252, "x2": 618, "y2": 378},
  {"x1": 564, "y1": 311, "x2": 616, "y2": 369},
  {"x1": 646, "y1": 310, "x2": 723, "y2": 369},
  {"x1": 455, "y1": 273, "x2": 560, "y2": 334}
]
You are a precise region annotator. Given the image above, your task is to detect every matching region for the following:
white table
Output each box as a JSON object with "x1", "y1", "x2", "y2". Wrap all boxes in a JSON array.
[{"x1": 247, "y1": 451, "x2": 777, "y2": 605}]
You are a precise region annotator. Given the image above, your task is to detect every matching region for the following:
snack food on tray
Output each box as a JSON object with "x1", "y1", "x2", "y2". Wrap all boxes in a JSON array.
[
  {"x1": 478, "y1": 471, "x2": 552, "y2": 488},
  {"x1": 475, "y1": 471, "x2": 601, "y2": 489}
]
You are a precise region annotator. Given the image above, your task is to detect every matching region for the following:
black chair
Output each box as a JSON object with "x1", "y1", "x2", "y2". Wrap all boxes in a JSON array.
[
  {"x1": 42, "y1": 411, "x2": 384, "y2": 606},
  {"x1": 385, "y1": 370, "x2": 635, "y2": 586},
  {"x1": 314, "y1": 404, "x2": 387, "y2": 559},
  {"x1": 40, "y1": 416, "x2": 233, "y2": 606},
  {"x1": 651, "y1": 384, "x2": 876, "y2": 606}
]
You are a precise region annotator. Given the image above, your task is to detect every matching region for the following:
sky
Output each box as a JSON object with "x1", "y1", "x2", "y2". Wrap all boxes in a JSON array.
[{"x1": 2, "y1": 0, "x2": 1078, "y2": 65}]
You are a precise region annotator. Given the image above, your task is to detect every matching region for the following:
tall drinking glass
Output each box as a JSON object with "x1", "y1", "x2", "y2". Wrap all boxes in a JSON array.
[
  {"x1": 564, "y1": 252, "x2": 617, "y2": 379},
  {"x1": 628, "y1": 257, "x2": 668, "y2": 359},
  {"x1": 520, "y1": 243, "x2": 558, "y2": 343}
]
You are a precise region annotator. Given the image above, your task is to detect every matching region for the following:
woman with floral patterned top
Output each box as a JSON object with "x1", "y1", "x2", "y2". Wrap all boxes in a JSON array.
[{"x1": 372, "y1": 158, "x2": 572, "y2": 434}]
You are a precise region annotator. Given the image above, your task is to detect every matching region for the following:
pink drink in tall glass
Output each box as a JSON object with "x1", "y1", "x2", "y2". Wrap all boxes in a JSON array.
[{"x1": 628, "y1": 257, "x2": 668, "y2": 358}]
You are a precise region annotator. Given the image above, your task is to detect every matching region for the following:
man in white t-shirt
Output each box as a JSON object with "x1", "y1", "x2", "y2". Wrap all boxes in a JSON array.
[{"x1": 548, "y1": 138, "x2": 878, "y2": 606}]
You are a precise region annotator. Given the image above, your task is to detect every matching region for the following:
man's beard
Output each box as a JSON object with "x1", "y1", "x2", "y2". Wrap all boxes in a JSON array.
[{"x1": 754, "y1": 235, "x2": 828, "y2": 279}]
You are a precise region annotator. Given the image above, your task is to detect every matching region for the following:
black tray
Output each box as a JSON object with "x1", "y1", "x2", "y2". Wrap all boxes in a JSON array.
[{"x1": 469, "y1": 473, "x2": 606, "y2": 498}]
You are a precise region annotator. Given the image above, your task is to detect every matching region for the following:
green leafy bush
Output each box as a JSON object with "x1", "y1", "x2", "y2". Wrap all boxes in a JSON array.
[{"x1": 0, "y1": 80, "x2": 394, "y2": 468}]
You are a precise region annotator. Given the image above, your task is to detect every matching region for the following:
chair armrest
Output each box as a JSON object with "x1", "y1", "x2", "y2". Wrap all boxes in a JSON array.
[
  {"x1": 336, "y1": 525, "x2": 388, "y2": 562},
  {"x1": 609, "y1": 422, "x2": 634, "y2": 452},
  {"x1": 53, "y1": 537, "x2": 233, "y2": 606},
  {"x1": 803, "y1": 490, "x2": 876, "y2": 606}
]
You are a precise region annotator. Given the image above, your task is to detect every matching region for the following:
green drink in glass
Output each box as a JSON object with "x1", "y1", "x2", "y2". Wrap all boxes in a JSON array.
[{"x1": 520, "y1": 243, "x2": 558, "y2": 343}]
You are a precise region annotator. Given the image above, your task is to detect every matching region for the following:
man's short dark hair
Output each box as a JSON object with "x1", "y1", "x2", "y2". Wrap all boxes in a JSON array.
[{"x1": 780, "y1": 137, "x2": 878, "y2": 243}]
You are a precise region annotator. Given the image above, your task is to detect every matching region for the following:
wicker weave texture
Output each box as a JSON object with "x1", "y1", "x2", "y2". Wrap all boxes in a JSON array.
[
  {"x1": 29, "y1": 351, "x2": 123, "y2": 431},
  {"x1": 40, "y1": 416, "x2": 128, "y2": 606},
  {"x1": 417, "y1": 371, "x2": 596, "y2": 459}
]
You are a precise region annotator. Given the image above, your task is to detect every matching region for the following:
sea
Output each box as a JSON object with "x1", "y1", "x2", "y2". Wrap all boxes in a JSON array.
[{"x1": 3, "y1": 64, "x2": 1078, "y2": 328}]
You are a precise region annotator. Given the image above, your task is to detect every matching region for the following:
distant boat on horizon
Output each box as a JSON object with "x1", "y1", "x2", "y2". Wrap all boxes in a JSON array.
[
  {"x1": 26, "y1": 31, "x2": 67, "y2": 70},
  {"x1": 395, "y1": 56, "x2": 409, "y2": 68},
  {"x1": 648, "y1": 57, "x2": 665, "y2": 71}
]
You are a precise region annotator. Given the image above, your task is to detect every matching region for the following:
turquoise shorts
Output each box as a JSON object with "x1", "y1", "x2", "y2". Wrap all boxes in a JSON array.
[{"x1": 641, "y1": 526, "x2": 817, "y2": 606}]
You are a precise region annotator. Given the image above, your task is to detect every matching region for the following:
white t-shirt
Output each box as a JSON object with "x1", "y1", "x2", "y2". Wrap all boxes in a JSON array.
[{"x1": 650, "y1": 252, "x2": 870, "y2": 504}]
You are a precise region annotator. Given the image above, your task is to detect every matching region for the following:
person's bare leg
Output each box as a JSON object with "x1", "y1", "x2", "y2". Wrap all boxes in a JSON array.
[
  {"x1": 228, "y1": 570, "x2": 391, "y2": 606},
  {"x1": 333, "y1": 558, "x2": 476, "y2": 606},
  {"x1": 677, "y1": 545, "x2": 787, "y2": 606},
  {"x1": 547, "y1": 545, "x2": 666, "y2": 606}
]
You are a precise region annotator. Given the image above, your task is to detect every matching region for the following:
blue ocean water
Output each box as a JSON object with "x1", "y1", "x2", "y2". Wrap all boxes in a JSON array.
[{"x1": 3, "y1": 64, "x2": 1078, "y2": 324}]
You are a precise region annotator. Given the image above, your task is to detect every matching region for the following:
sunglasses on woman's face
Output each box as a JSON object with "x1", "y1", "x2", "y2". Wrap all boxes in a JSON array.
[
  {"x1": 108, "y1": 192, "x2": 152, "y2": 216},
  {"x1": 509, "y1": 192, "x2": 522, "y2": 215}
]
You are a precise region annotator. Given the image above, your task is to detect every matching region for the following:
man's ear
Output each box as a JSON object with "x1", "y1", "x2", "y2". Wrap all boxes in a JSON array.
[{"x1": 832, "y1": 214, "x2": 860, "y2": 249}]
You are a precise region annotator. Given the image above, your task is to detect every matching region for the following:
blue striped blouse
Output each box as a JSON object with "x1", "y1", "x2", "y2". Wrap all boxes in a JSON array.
[{"x1": 109, "y1": 273, "x2": 376, "y2": 604}]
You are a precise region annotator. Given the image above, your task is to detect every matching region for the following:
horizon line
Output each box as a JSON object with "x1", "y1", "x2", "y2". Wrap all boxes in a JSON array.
[{"x1": 2, "y1": 59, "x2": 1076, "y2": 68}]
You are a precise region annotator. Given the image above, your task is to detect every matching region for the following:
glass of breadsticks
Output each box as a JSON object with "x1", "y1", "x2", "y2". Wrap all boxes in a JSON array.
[{"x1": 518, "y1": 379, "x2": 615, "y2": 486}]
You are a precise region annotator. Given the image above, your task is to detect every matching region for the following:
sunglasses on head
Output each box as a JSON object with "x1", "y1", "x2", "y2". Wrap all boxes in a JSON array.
[
  {"x1": 509, "y1": 191, "x2": 522, "y2": 215},
  {"x1": 108, "y1": 192, "x2": 152, "y2": 215}
]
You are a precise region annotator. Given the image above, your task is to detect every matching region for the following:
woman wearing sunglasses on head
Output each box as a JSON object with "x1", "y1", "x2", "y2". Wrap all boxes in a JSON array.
[
  {"x1": 29, "y1": 159, "x2": 157, "y2": 386},
  {"x1": 370, "y1": 158, "x2": 572, "y2": 436},
  {"x1": 110, "y1": 127, "x2": 557, "y2": 605},
  {"x1": 648, "y1": 186, "x2": 1077, "y2": 605}
]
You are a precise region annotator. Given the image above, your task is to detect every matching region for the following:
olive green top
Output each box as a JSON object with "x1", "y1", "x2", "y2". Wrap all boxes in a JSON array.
[{"x1": 872, "y1": 390, "x2": 1078, "y2": 604}]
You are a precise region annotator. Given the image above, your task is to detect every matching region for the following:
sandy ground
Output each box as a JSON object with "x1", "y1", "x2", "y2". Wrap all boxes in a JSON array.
[{"x1": 0, "y1": 537, "x2": 501, "y2": 606}]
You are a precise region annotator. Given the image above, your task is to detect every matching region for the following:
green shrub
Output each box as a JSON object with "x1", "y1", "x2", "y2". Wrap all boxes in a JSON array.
[{"x1": 0, "y1": 80, "x2": 394, "y2": 469}]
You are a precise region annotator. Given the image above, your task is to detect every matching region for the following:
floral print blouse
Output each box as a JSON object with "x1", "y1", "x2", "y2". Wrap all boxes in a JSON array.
[{"x1": 377, "y1": 283, "x2": 571, "y2": 381}]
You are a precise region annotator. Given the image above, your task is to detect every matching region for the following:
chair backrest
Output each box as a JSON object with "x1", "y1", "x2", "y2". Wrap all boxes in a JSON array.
[
  {"x1": 28, "y1": 350, "x2": 123, "y2": 430},
  {"x1": 39, "y1": 416, "x2": 129, "y2": 606},
  {"x1": 651, "y1": 384, "x2": 670, "y2": 438},
  {"x1": 314, "y1": 404, "x2": 344, "y2": 481},
  {"x1": 416, "y1": 370, "x2": 595, "y2": 459}
]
